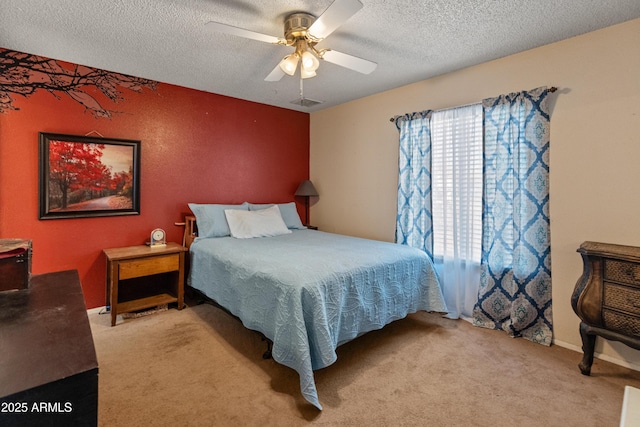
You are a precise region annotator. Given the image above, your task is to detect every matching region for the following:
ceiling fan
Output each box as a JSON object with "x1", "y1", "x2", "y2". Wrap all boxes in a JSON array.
[{"x1": 206, "y1": 0, "x2": 377, "y2": 81}]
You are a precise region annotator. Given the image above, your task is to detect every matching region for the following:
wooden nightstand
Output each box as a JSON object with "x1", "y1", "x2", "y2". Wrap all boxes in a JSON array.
[{"x1": 104, "y1": 242, "x2": 187, "y2": 326}]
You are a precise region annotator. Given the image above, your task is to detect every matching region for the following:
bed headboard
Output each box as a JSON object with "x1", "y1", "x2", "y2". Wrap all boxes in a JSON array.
[{"x1": 183, "y1": 215, "x2": 197, "y2": 249}]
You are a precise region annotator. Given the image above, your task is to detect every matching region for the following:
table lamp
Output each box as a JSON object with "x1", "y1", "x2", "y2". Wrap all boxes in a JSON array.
[{"x1": 294, "y1": 180, "x2": 318, "y2": 226}]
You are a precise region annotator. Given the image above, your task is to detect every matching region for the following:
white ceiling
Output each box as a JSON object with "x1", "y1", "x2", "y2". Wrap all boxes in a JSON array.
[{"x1": 1, "y1": 0, "x2": 640, "y2": 113}]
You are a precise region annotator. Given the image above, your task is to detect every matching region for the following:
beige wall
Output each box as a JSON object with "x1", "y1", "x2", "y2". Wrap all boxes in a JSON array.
[{"x1": 310, "y1": 18, "x2": 640, "y2": 368}]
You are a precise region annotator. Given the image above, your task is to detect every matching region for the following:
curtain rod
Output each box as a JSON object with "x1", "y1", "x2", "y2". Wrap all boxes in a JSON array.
[{"x1": 389, "y1": 86, "x2": 558, "y2": 122}]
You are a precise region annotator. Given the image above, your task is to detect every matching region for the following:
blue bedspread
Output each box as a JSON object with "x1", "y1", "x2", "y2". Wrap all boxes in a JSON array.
[{"x1": 188, "y1": 230, "x2": 446, "y2": 409}]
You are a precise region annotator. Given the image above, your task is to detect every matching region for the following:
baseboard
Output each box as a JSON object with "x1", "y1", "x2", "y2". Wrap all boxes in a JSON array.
[{"x1": 553, "y1": 338, "x2": 640, "y2": 372}]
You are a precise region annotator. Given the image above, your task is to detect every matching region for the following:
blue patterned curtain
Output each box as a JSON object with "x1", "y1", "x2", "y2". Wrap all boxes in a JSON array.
[
  {"x1": 472, "y1": 87, "x2": 553, "y2": 345},
  {"x1": 395, "y1": 111, "x2": 434, "y2": 259}
]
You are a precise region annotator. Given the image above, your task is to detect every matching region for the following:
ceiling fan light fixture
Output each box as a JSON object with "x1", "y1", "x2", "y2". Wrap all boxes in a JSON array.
[
  {"x1": 279, "y1": 54, "x2": 299, "y2": 76},
  {"x1": 208, "y1": 0, "x2": 377, "y2": 84},
  {"x1": 301, "y1": 50, "x2": 320, "y2": 72}
]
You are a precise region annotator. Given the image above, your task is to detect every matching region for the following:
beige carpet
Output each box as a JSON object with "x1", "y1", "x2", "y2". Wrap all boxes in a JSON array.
[{"x1": 90, "y1": 303, "x2": 640, "y2": 426}]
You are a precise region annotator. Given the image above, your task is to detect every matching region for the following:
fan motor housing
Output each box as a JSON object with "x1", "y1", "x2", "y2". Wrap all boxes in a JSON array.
[{"x1": 284, "y1": 13, "x2": 316, "y2": 43}]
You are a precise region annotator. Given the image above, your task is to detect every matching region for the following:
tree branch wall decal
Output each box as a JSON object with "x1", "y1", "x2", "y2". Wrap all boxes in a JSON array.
[{"x1": 0, "y1": 49, "x2": 157, "y2": 118}]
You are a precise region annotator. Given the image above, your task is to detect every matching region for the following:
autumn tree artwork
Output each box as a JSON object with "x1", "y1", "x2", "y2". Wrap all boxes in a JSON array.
[{"x1": 39, "y1": 133, "x2": 140, "y2": 219}]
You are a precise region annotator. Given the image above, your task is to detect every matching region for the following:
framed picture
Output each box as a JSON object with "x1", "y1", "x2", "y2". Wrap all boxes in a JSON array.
[{"x1": 39, "y1": 132, "x2": 141, "y2": 219}]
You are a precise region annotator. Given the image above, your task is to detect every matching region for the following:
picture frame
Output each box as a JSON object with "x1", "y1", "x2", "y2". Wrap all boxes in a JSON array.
[{"x1": 39, "y1": 132, "x2": 141, "y2": 219}]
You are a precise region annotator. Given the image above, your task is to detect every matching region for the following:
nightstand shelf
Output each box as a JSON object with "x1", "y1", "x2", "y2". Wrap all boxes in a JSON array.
[
  {"x1": 104, "y1": 242, "x2": 187, "y2": 326},
  {"x1": 117, "y1": 293, "x2": 178, "y2": 314}
]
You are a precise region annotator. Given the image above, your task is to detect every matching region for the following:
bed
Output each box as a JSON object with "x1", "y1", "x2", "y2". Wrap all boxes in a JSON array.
[{"x1": 184, "y1": 203, "x2": 446, "y2": 409}]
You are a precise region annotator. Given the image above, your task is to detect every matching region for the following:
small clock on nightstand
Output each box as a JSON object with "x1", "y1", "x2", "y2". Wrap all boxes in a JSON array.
[{"x1": 150, "y1": 228, "x2": 166, "y2": 247}]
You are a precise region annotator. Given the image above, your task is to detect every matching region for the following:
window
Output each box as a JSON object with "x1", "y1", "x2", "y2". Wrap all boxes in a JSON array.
[
  {"x1": 396, "y1": 87, "x2": 552, "y2": 332},
  {"x1": 427, "y1": 103, "x2": 483, "y2": 319},
  {"x1": 431, "y1": 104, "x2": 483, "y2": 265}
]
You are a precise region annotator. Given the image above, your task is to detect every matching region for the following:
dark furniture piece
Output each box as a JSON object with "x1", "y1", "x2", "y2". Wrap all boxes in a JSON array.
[
  {"x1": 0, "y1": 270, "x2": 98, "y2": 426},
  {"x1": 0, "y1": 239, "x2": 31, "y2": 292},
  {"x1": 572, "y1": 241, "x2": 640, "y2": 375}
]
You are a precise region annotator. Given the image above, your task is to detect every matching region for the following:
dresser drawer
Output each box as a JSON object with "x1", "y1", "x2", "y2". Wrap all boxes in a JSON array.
[
  {"x1": 604, "y1": 259, "x2": 640, "y2": 287},
  {"x1": 603, "y1": 309, "x2": 640, "y2": 337},
  {"x1": 604, "y1": 283, "x2": 640, "y2": 316},
  {"x1": 119, "y1": 254, "x2": 179, "y2": 280}
]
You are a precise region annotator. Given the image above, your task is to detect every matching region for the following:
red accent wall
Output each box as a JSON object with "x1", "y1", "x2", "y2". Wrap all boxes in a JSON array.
[{"x1": 0, "y1": 51, "x2": 310, "y2": 308}]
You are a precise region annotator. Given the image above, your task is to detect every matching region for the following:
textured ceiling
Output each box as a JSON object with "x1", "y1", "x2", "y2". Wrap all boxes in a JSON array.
[{"x1": 1, "y1": 0, "x2": 640, "y2": 113}]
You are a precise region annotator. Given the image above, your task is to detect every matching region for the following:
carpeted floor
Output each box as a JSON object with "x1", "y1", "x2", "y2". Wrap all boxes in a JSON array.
[{"x1": 89, "y1": 302, "x2": 640, "y2": 426}]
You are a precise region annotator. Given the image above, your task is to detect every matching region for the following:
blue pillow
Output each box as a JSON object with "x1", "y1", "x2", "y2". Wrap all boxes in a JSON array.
[
  {"x1": 248, "y1": 202, "x2": 306, "y2": 229},
  {"x1": 188, "y1": 202, "x2": 249, "y2": 237}
]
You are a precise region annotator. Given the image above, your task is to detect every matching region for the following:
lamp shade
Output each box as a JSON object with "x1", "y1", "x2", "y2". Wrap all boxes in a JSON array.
[
  {"x1": 301, "y1": 50, "x2": 320, "y2": 72},
  {"x1": 295, "y1": 180, "x2": 318, "y2": 197},
  {"x1": 300, "y1": 67, "x2": 316, "y2": 79},
  {"x1": 279, "y1": 54, "x2": 299, "y2": 76}
]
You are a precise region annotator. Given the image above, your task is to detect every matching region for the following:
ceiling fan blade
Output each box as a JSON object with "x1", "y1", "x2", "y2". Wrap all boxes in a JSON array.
[
  {"x1": 322, "y1": 50, "x2": 377, "y2": 74},
  {"x1": 264, "y1": 64, "x2": 285, "y2": 82},
  {"x1": 308, "y1": 0, "x2": 363, "y2": 40},
  {"x1": 205, "y1": 21, "x2": 284, "y2": 44}
]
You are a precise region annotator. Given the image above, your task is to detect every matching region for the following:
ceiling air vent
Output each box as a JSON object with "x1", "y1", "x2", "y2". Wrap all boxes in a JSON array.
[{"x1": 290, "y1": 98, "x2": 324, "y2": 107}]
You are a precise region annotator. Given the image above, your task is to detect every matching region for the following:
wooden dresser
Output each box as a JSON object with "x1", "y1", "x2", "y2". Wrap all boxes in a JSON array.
[
  {"x1": 0, "y1": 270, "x2": 98, "y2": 426},
  {"x1": 572, "y1": 241, "x2": 640, "y2": 375}
]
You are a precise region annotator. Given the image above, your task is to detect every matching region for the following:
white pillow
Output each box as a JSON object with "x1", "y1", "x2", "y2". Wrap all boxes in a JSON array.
[{"x1": 224, "y1": 205, "x2": 292, "y2": 239}]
